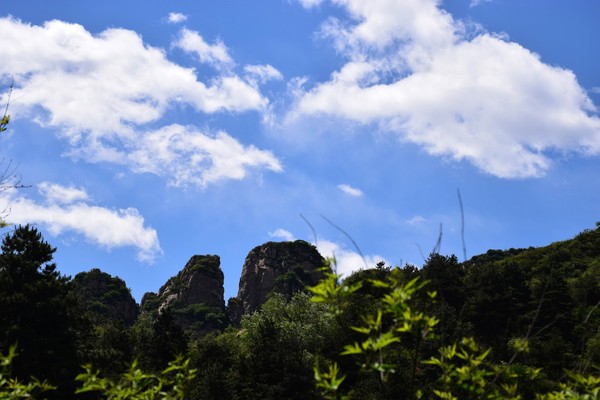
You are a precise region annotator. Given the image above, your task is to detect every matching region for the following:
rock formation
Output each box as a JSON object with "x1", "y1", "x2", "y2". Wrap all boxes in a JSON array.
[
  {"x1": 234, "y1": 240, "x2": 326, "y2": 318},
  {"x1": 72, "y1": 268, "x2": 138, "y2": 325},
  {"x1": 140, "y1": 255, "x2": 227, "y2": 337}
]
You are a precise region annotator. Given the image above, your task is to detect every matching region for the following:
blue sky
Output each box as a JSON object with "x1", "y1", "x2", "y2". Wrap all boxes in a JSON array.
[{"x1": 1, "y1": 0, "x2": 599, "y2": 302}]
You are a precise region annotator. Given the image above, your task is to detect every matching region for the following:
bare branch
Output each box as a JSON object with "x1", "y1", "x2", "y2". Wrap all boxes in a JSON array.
[
  {"x1": 457, "y1": 188, "x2": 467, "y2": 261},
  {"x1": 431, "y1": 223, "x2": 442, "y2": 254},
  {"x1": 320, "y1": 214, "x2": 368, "y2": 269},
  {"x1": 300, "y1": 213, "x2": 318, "y2": 247}
]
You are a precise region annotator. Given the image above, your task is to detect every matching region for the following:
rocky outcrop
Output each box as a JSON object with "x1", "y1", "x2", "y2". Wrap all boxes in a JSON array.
[
  {"x1": 138, "y1": 243, "x2": 326, "y2": 331},
  {"x1": 73, "y1": 268, "x2": 138, "y2": 325},
  {"x1": 235, "y1": 240, "x2": 326, "y2": 318},
  {"x1": 140, "y1": 255, "x2": 227, "y2": 337}
]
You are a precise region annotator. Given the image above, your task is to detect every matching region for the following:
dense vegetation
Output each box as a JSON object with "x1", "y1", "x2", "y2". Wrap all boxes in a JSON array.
[{"x1": 1, "y1": 223, "x2": 599, "y2": 399}]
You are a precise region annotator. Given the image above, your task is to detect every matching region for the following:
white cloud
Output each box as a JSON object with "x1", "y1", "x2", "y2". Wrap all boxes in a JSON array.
[
  {"x1": 318, "y1": 0, "x2": 457, "y2": 52},
  {"x1": 297, "y1": 0, "x2": 325, "y2": 8},
  {"x1": 407, "y1": 215, "x2": 425, "y2": 226},
  {"x1": 591, "y1": 87, "x2": 600, "y2": 94},
  {"x1": 38, "y1": 182, "x2": 89, "y2": 205},
  {"x1": 337, "y1": 183, "x2": 363, "y2": 197},
  {"x1": 469, "y1": 0, "x2": 493, "y2": 7},
  {"x1": 269, "y1": 228, "x2": 295, "y2": 241},
  {"x1": 0, "y1": 19, "x2": 265, "y2": 132},
  {"x1": 244, "y1": 64, "x2": 283, "y2": 84},
  {"x1": 174, "y1": 28, "x2": 233, "y2": 69},
  {"x1": 0, "y1": 17, "x2": 278, "y2": 187},
  {"x1": 125, "y1": 124, "x2": 283, "y2": 188},
  {"x1": 2, "y1": 183, "x2": 161, "y2": 262},
  {"x1": 167, "y1": 12, "x2": 188, "y2": 24},
  {"x1": 291, "y1": 0, "x2": 600, "y2": 178},
  {"x1": 317, "y1": 239, "x2": 387, "y2": 278}
]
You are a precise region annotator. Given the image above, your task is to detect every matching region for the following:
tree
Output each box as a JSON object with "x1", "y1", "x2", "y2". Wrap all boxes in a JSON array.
[
  {"x1": 132, "y1": 309, "x2": 189, "y2": 373},
  {"x1": 234, "y1": 292, "x2": 339, "y2": 400},
  {"x1": 0, "y1": 225, "x2": 83, "y2": 399}
]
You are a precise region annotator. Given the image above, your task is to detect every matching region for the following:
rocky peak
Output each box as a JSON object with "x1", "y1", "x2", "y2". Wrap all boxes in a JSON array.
[
  {"x1": 140, "y1": 255, "x2": 227, "y2": 337},
  {"x1": 235, "y1": 240, "x2": 326, "y2": 318},
  {"x1": 73, "y1": 268, "x2": 138, "y2": 325}
]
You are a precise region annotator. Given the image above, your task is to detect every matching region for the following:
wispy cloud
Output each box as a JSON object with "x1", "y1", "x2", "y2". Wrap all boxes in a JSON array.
[
  {"x1": 1, "y1": 183, "x2": 161, "y2": 262},
  {"x1": 469, "y1": 0, "x2": 493, "y2": 8},
  {"x1": 406, "y1": 215, "x2": 426, "y2": 226},
  {"x1": 297, "y1": 0, "x2": 325, "y2": 8},
  {"x1": 269, "y1": 228, "x2": 295, "y2": 241},
  {"x1": 167, "y1": 12, "x2": 188, "y2": 24},
  {"x1": 291, "y1": 0, "x2": 600, "y2": 178},
  {"x1": 244, "y1": 64, "x2": 283, "y2": 85},
  {"x1": 338, "y1": 183, "x2": 363, "y2": 197}
]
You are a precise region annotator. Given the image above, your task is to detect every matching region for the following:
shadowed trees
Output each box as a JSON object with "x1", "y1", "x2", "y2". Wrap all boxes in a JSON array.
[{"x1": 0, "y1": 225, "x2": 83, "y2": 398}]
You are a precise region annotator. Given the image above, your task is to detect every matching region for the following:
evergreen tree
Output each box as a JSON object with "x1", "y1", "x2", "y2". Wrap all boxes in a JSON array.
[{"x1": 0, "y1": 225, "x2": 83, "y2": 398}]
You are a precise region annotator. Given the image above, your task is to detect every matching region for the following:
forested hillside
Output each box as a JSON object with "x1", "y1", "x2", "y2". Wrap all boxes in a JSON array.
[{"x1": 1, "y1": 223, "x2": 599, "y2": 399}]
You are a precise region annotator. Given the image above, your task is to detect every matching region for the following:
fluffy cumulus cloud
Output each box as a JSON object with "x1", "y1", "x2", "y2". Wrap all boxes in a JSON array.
[
  {"x1": 0, "y1": 18, "x2": 266, "y2": 132},
  {"x1": 1, "y1": 183, "x2": 161, "y2": 262},
  {"x1": 317, "y1": 239, "x2": 387, "y2": 277},
  {"x1": 292, "y1": 0, "x2": 600, "y2": 178},
  {"x1": 173, "y1": 28, "x2": 233, "y2": 69},
  {"x1": 338, "y1": 183, "x2": 363, "y2": 197},
  {"x1": 126, "y1": 124, "x2": 282, "y2": 187},
  {"x1": 0, "y1": 17, "x2": 279, "y2": 187},
  {"x1": 38, "y1": 182, "x2": 89, "y2": 205}
]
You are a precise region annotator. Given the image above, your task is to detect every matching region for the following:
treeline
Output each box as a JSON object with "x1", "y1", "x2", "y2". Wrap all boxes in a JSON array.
[{"x1": 1, "y1": 224, "x2": 599, "y2": 399}]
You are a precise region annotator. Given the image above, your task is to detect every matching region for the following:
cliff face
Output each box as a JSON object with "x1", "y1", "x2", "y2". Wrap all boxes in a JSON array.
[
  {"x1": 140, "y1": 255, "x2": 227, "y2": 337},
  {"x1": 73, "y1": 268, "x2": 138, "y2": 325},
  {"x1": 235, "y1": 240, "x2": 325, "y2": 317},
  {"x1": 138, "y1": 242, "x2": 326, "y2": 332}
]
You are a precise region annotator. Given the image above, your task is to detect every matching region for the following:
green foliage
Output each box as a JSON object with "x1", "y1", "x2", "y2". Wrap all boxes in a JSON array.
[
  {"x1": 308, "y1": 258, "x2": 363, "y2": 316},
  {"x1": 79, "y1": 321, "x2": 134, "y2": 378},
  {"x1": 0, "y1": 345, "x2": 54, "y2": 399},
  {"x1": 311, "y1": 259, "x2": 439, "y2": 398},
  {"x1": 131, "y1": 310, "x2": 188, "y2": 373},
  {"x1": 310, "y1": 254, "x2": 600, "y2": 400},
  {"x1": 236, "y1": 292, "x2": 339, "y2": 400},
  {"x1": 273, "y1": 264, "x2": 315, "y2": 298},
  {"x1": 0, "y1": 113, "x2": 8, "y2": 132},
  {"x1": 424, "y1": 337, "x2": 539, "y2": 400},
  {"x1": 0, "y1": 225, "x2": 84, "y2": 398},
  {"x1": 536, "y1": 371, "x2": 600, "y2": 399},
  {"x1": 73, "y1": 268, "x2": 138, "y2": 328},
  {"x1": 2, "y1": 222, "x2": 600, "y2": 399},
  {"x1": 186, "y1": 330, "x2": 242, "y2": 400},
  {"x1": 75, "y1": 356, "x2": 195, "y2": 400},
  {"x1": 314, "y1": 360, "x2": 348, "y2": 400},
  {"x1": 185, "y1": 256, "x2": 222, "y2": 278},
  {"x1": 2, "y1": 345, "x2": 195, "y2": 400},
  {"x1": 174, "y1": 303, "x2": 228, "y2": 333}
]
